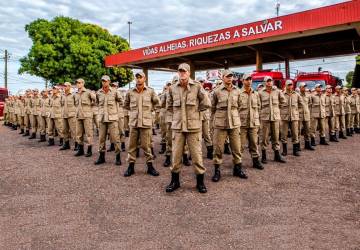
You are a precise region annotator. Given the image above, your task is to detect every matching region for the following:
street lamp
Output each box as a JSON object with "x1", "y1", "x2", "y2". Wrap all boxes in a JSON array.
[{"x1": 127, "y1": 21, "x2": 132, "y2": 48}]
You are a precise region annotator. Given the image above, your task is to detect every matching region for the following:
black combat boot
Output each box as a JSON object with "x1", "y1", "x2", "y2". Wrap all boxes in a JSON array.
[
  {"x1": 121, "y1": 142, "x2": 126, "y2": 152},
  {"x1": 23, "y1": 130, "x2": 30, "y2": 136},
  {"x1": 125, "y1": 131, "x2": 129, "y2": 137},
  {"x1": 304, "y1": 140, "x2": 315, "y2": 150},
  {"x1": 73, "y1": 142, "x2": 79, "y2": 151},
  {"x1": 136, "y1": 148, "x2": 140, "y2": 158},
  {"x1": 339, "y1": 131, "x2": 347, "y2": 139},
  {"x1": 85, "y1": 145, "x2": 92, "y2": 157},
  {"x1": 206, "y1": 145, "x2": 213, "y2": 160},
  {"x1": 224, "y1": 143, "x2": 231, "y2": 155},
  {"x1": 182, "y1": 154, "x2": 191, "y2": 166},
  {"x1": 163, "y1": 155, "x2": 171, "y2": 167},
  {"x1": 48, "y1": 138, "x2": 55, "y2": 146},
  {"x1": 281, "y1": 143, "x2": 287, "y2": 156},
  {"x1": 196, "y1": 174, "x2": 207, "y2": 193},
  {"x1": 124, "y1": 162, "x2": 135, "y2": 177},
  {"x1": 159, "y1": 143, "x2": 166, "y2": 154},
  {"x1": 59, "y1": 138, "x2": 63, "y2": 146},
  {"x1": 211, "y1": 165, "x2": 221, "y2": 182},
  {"x1": 329, "y1": 133, "x2": 336, "y2": 142},
  {"x1": 356, "y1": 128, "x2": 360, "y2": 134},
  {"x1": 74, "y1": 144, "x2": 84, "y2": 156},
  {"x1": 346, "y1": 128, "x2": 351, "y2": 137},
  {"x1": 19, "y1": 129, "x2": 24, "y2": 134},
  {"x1": 319, "y1": 137, "x2": 329, "y2": 145},
  {"x1": 310, "y1": 137, "x2": 316, "y2": 146},
  {"x1": 12, "y1": 124, "x2": 17, "y2": 130},
  {"x1": 156, "y1": 123, "x2": 160, "y2": 129},
  {"x1": 261, "y1": 150, "x2": 267, "y2": 164},
  {"x1": 146, "y1": 162, "x2": 159, "y2": 176},
  {"x1": 115, "y1": 153, "x2": 121, "y2": 166},
  {"x1": 293, "y1": 143, "x2": 300, "y2": 156},
  {"x1": 151, "y1": 147, "x2": 156, "y2": 159},
  {"x1": 252, "y1": 157, "x2": 263, "y2": 170},
  {"x1": 60, "y1": 140, "x2": 70, "y2": 150},
  {"x1": 152, "y1": 128, "x2": 156, "y2": 135},
  {"x1": 29, "y1": 132, "x2": 36, "y2": 139},
  {"x1": 38, "y1": 134, "x2": 46, "y2": 142},
  {"x1": 350, "y1": 128, "x2": 354, "y2": 135},
  {"x1": 166, "y1": 172, "x2": 180, "y2": 192},
  {"x1": 298, "y1": 141, "x2": 302, "y2": 151},
  {"x1": 274, "y1": 150, "x2": 286, "y2": 163},
  {"x1": 95, "y1": 152, "x2": 106, "y2": 165},
  {"x1": 107, "y1": 143, "x2": 115, "y2": 152},
  {"x1": 233, "y1": 163, "x2": 248, "y2": 179}
]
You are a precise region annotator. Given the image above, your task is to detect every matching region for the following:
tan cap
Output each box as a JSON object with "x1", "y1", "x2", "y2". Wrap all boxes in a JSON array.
[
  {"x1": 75, "y1": 78, "x2": 85, "y2": 84},
  {"x1": 101, "y1": 75, "x2": 111, "y2": 81},
  {"x1": 178, "y1": 63, "x2": 190, "y2": 72},
  {"x1": 52, "y1": 85, "x2": 60, "y2": 90},
  {"x1": 135, "y1": 71, "x2": 146, "y2": 78},
  {"x1": 264, "y1": 76, "x2": 273, "y2": 82},
  {"x1": 314, "y1": 83, "x2": 322, "y2": 88},
  {"x1": 222, "y1": 69, "x2": 233, "y2": 77},
  {"x1": 111, "y1": 82, "x2": 119, "y2": 87},
  {"x1": 285, "y1": 79, "x2": 293, "y2": 85},
  {"x1": 299, "y1": 82, "x2": 307, "y2": 88},
  {"x1": 326, "y1": 85, "x2": 332, "y2": 89},
  {"x1": 33, "y1": 88, "x2": 39, "y2": 92},
  {"x1": 64, "y1": 82, "x2": 72, "y2": 86},
  {"x1": 335, "y1": 85, "x2": 342, "y2": 89},
  {"x1": 343, "y1": 87, "x2": 348, "y2": 91},
  {"x1": 242, "y1": 73, "x2": 252, "y2": 80},
  {"x1": 172, "y1": 75, "x2": 179, "y2": 83}
]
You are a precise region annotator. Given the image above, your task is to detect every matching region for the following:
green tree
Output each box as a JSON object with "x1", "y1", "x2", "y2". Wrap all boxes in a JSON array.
[
  {"x1": 346, "y1": 71, "x2": 354, "y2": 86},
  {"x1": 19, "y1": 16, "x2": 132, "y2": 89}
]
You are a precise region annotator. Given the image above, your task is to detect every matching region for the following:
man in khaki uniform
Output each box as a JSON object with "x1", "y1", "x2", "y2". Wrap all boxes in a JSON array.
[
  {"x1": 91, "y1": 91, "x2": 99, "y2": 136},
  {"x1": 158, "y1": 85, "x2": 168, "y2": 155},
  {"x1": 298, "y1": 82, "x2": 315, "y2": 150},
  {"x1": 334, "y1": 86, "x2": 347, "y2": 139},
  {"x1": 38, "y1": 90, "x2": 49, "y2": 142},
  {"x1": 13, "y1": 96, "x2": 20, "y2": 131},
  {"x1": 165, "y1": 63, "x2": 211, "y2": 193},
  {"x1": 3, "y1": 98, "x2": 9, "y2": 126},
  {"x1": 350, "y1": 88, "x2": 359, "y2": 134},
  {"x1": 310, "y1": 84, "x2": 329, "y2": 146},
  {"x1": 325, "y1": 85, "x2": 338, "y2": 142},
  {"x1": 238, "y1": 74, "x2": 263, "y2": 169},
  {"x1": 210, "y1": 70, "x2": 247, "y2": 183},
  {"x1": 60, "y1": 82, "x2": 77, "y2": 150},
  {"x1": 29, "y1": 89, "x2": 40, "y2": 139},
  {"x1": 280, "y1": 80, "x2": 303, "y2": 156},
  {"x1": 123, "y1": 104, "x2": 130, "y2": 137},
  {"x1": 17, "y1": 95, "x2": 26, "y2": 134},
  {"x1": 74, "y1": 78, "x2": 96, "y2": 157},
  {"x1": 48, "y1": 86, "x2": 64, "y2": 146},
  {"x1": 356, "y1": 89, "x2": 360, "y2": 133},
  {"x1": 343, "y1": 87, "x2": 352, "y2": 137},
  {"x1": 94, "y1": 75, "x2": 124, "y2": 166},
  {"x1": 123, "y1": 71, "x2": 160, "y2": 177},
  {"x1": 23, "y1": 90, "x2": 32, "y2": 136},
  {"x1": 258, "y1": 76, "x2": 286, "y2": 164}
]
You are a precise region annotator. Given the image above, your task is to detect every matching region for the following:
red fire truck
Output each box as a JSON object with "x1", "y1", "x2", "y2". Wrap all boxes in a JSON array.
[
  {"x1": 294, "y1": 71, "x2": 341, "y2": 91},
  {"x1": 0, "y1": 87, "x2": 9, "y2": 117},
  {"x1": 251, "y1": 70, "x2": 287, "y2": 90}
]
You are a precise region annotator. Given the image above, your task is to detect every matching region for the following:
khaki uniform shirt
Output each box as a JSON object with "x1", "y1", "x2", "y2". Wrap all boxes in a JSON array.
[
  {"x1": 310, "y1": 92, "x2": 326, "y2": 118},
  {"x1": 75, "y1": 88, "x2": 96, "y2": 119},
  {"x1": 299, "y1": 92, "x2": 311, "y2": 121},
  {"x1": 96, "y1": 87, "x2": 123, "y2": 123},
  {"x1": 280, "y1": 90, "x2": 303, "y2": 121},
  {"x1": 167, "y1": 79, "x2": 210, "y2": 132},
  {"x1": 124, "y1": 86, "x2": 159, "y2": 128},
  {"x1": 239, "y1": 87, "x2": 261, "y2": 128},
  {"x1": 325, "y1": 94, "x2": 336, "y2": 117},
  {"x1": 62, "y1": 93, "x2": 76, "y2": 118},
  {"x1": 258, "y1": 88, "x2": 285, "y2": 121},
  {"x1": 50, "y1": 94, "x2": 62, "y2": 119},
  {"x1": 333, "y1": 93, "x2": 345, "y2": 116}
]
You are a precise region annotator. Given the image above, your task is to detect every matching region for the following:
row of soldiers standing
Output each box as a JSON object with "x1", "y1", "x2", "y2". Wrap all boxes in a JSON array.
[{"x1": 3, "y1": 63, "x2": 360, "y2": 193}]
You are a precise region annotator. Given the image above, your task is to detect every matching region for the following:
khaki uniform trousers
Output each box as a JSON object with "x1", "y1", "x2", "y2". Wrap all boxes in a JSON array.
[
  {"x1": 99, "y1": 122, "x2": 120, "y2": 153},
  {"x1": 24, "y1": 114, "x2": 31, "y2": 130},
  {"x1": 202, "y1": 119, "x2": 212, "y2": 147},
  {"x1": 76, "y1": 118, "x2": 93, "y2": 146},
  {"x1": 17, "y1": 115, "x2": 25, "y2": 129},
  {"x1": 298, "y1": 120, "x2": 311, "y2": 141},
  {"x1": 345, "y1": 114, "x2": 351, "y2": 129},
  {"x1": 261, "y1": 120, "x2": 281, "y2": 151},
  {"x1": 160, "y1": 114, "x2": 167, "y2": 144},
  {"x1": 124, "y1": 115, "x2": 129, "y2": 133},
  {"x1": 281, "y1": 120, "x2": 299, "y2": 144},
  {"x1": 170, "y1": 131, "x2": 205, "y2": 175},
  {"x1": 48, "y1": 118, "x2": 63, "y2": 139},
  {"x1": 213, "y1": 127, "x2": 242, "y2": 165},
  {"x1": 335, "y1": 115, "x2": 346, "y2": 133},
  {"x1": 63, "y1": 117, "x2": 76, "y2": 142},
  {"x1": 326, "y1": 116, "x2": 335, "y2": 135},
  {"x1": 30, "y1": 115, "x2": 39, "y2": 133},
  {"x1": 354, "y1": 113, "x2": 360, "y2": 129},
  {"x1": 127, "y1": 127, "x2": 153, "y2": 164},
  {"x1": 118, "y1": 117, "x2": 125, "y2": 143},
  {"x1": 310, "y1": 118, "x2": 326, "y2": 138},
  {"x1": 38, "y1": 115, "x2": 48, "y2": 135},
  {"x1": 240, "y1": 126, "x2": 260, "y2": 158}
]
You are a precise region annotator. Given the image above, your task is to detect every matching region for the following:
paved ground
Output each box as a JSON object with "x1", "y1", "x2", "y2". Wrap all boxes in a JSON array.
[{"x1": 0, "y1": 124, "x2": 359, "y2": 250}]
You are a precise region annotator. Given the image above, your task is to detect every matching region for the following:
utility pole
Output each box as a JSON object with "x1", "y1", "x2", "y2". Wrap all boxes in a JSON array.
[
  {"x1": 4, "y1": 49, "x2": 8, "y2": 89},
  {"x1": 45, "y1": 79, "x2": 48, "y2": 89},
  {"x1": 276, "y1": 1, "x2": 281, "y2": 72}
]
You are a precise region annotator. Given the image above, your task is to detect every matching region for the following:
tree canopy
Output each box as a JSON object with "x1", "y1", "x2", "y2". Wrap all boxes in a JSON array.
[{"x1": 19, "y1": 16, "x2": 133, "y2": 89}]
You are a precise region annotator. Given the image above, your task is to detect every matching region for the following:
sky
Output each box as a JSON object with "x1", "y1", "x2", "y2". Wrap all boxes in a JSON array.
[{"x1": 0, "y1": 0, "x2": 357, "y2": 94}]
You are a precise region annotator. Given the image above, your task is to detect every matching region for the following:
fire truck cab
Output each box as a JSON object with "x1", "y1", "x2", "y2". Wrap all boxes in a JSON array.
[
  {"x1": 294, "y1": 71, "x2": 340, "y2": 91},
  {"x1": 0, "y1": 87, "x2": 9, "y2": 117}
]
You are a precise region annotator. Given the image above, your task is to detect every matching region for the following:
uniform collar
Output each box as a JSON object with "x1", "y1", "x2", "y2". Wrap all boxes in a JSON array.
[{"x1": 220, "y1": 83, "x2": 236, "y2": 90}]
